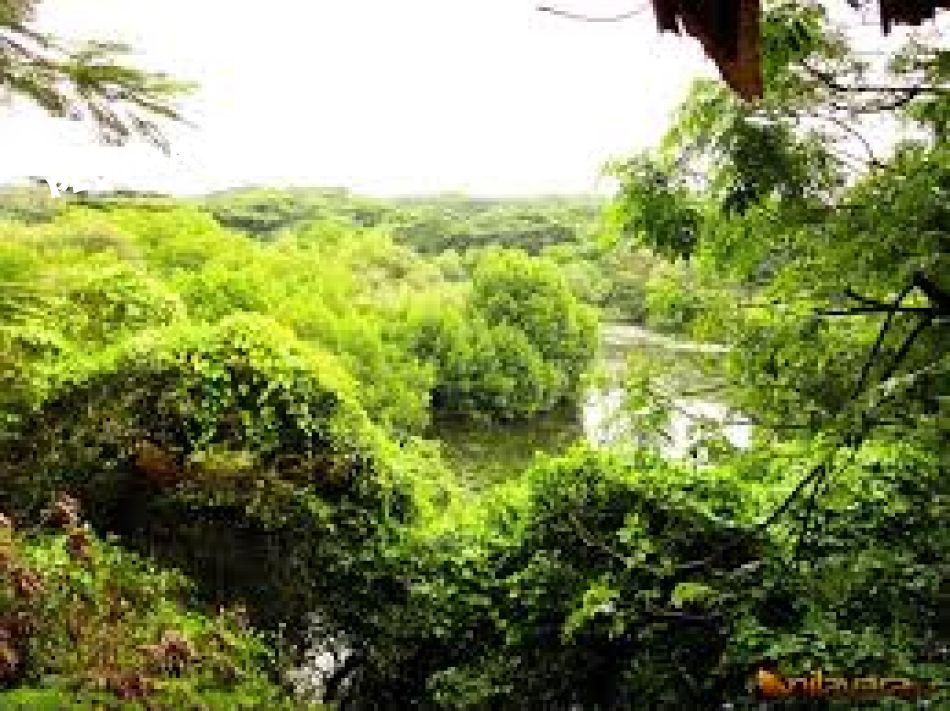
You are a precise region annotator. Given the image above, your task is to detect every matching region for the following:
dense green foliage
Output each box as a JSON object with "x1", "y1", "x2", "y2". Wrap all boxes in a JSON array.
[
  {"x1": 1, "y1": 0, "x2": 948, "y2": 707},
  {"x1": 0, "y1": 195, "x2": 607, "y2": 705},
  {"x1": 0, "y1": 501, "x2": 308, "y2": 709},
  {"x1": 602, "y1": 1, "x2": 950, "y2": 707},
  {"x1": 0, "y1": 199, "x2": 601, "y2": 434}
]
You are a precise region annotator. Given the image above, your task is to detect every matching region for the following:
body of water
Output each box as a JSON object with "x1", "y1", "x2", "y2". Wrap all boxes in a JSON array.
[{"x1": 433, "y1": 323, "x2": 750, "y2": 487}]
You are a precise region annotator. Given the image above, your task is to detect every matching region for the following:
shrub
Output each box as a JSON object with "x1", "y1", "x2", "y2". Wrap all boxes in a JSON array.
[
  {"x1": 3, "y1": 314, "x2": 417, "y2": 646},
  {"x1": 0, "y1": 504, "x2": 309, "y2": 709},
  {"x1": 330, "y1": 447, "x2": 766, "y2": 708}
]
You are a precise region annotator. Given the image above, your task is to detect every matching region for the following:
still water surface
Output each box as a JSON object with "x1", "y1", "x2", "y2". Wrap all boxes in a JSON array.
[{"x1": 432, "y1": 323, "x2": 750, "y2": 488}]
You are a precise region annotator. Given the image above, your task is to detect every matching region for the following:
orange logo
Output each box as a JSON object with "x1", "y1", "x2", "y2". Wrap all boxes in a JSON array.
[
  {"x1": 756, "y1": 669, "x2": 932, "y2": 700},
  {"x1": 756, "y1": 669, "x2": 789, "y2": 698}
]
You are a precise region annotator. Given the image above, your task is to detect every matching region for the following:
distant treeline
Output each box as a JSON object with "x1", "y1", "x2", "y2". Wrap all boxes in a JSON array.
[{"x1": 0, "y1": 184, "x2": 603, "y2": 254}]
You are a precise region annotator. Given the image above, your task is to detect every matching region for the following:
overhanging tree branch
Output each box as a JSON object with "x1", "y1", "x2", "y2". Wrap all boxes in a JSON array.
[
  {"x1": 800, "y1": 60, "x2": 950, "y2": 98},
  {"x1": 0, "y1": 10, "x2": 193, "y2": 153}
]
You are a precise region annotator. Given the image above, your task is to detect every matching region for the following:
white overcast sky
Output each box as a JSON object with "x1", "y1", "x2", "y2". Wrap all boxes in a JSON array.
[
  {"x1": 1, "y1": 1, "x2": 943, "y2": 196},
  {"x1": 0, "y1": 0, "x2": 718, "y2": 195}
]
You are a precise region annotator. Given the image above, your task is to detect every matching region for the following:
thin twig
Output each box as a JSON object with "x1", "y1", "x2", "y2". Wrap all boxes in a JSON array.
[
  {"x1": 536, "y1": 4, "x2": 647, "y2": 22},
  {"x1": 792, "y1": 470, "x2": 832, "y2": 569},
  {"x1": 810, "y1": 111, "x2": 882, "y2": 167},
  {"x1": 815, "y1": 306, "x2": 935, "y2": 316},
  {"x1": 912, "y1": 270, "x2": 950, "y2": 314},
  {"x1": 873, "y1": 314, "x2": 934, "y2": 389},
  {"x1": 676, "y1": 461, "x2": 827, "y2": 573},
  {"x1": 851, "y1": 282, "x2": 915, "y2": 399},
  {"x1": 801, "y1": 60, "x2": 949, "y2": 97},
  {"x1": 568, "y1": 512, "x2": 629, "y2": 566},
  {"x1": 844, "y1": 288, "x2": 893, "y2": 309}
]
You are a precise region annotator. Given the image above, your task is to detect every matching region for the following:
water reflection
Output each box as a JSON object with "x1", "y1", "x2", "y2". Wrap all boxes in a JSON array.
[
  {"x1": 430, "y1": 405, "x2": 582, "y2": 489},
  {"x1": 432, "y1": 324, "x2": 751, "y2": 488},
  {"x1": 587, "y1": 324, "x2": 751, "y2": 460},
  {"x1": 582, "y1": 387, "x2": 751, "y2": 459}
]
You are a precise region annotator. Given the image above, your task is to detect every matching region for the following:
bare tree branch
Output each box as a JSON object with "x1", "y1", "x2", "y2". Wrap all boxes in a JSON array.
[
  {"x1": 536, "y1": 4, "x2": 647, "y2": 23},
  {"x1": 851, "y1": 282, "x2": 916, "y2": 399}
]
